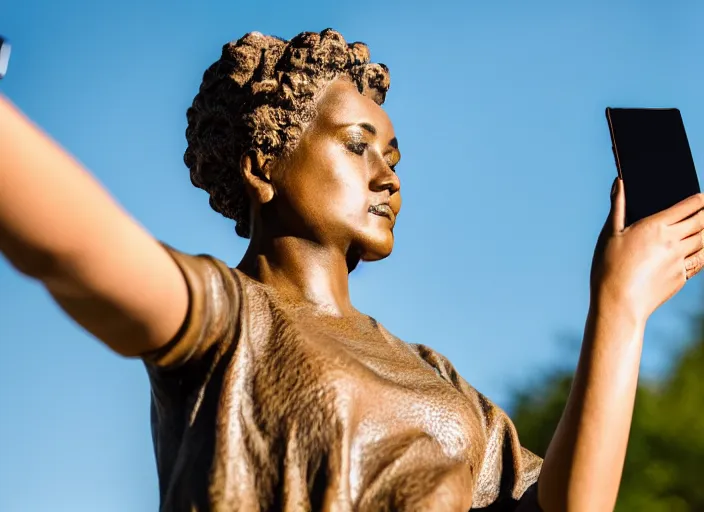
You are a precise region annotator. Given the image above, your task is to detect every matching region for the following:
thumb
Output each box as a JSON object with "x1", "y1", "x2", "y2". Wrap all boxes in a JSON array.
[{"x1": 610, "y1": 177, "x2": 626, "y2": 232}]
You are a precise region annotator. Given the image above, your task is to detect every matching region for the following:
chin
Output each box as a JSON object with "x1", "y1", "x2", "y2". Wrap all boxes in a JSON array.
[{"x1": 358, "y1": 230, "x2": 395, "y2": 262}]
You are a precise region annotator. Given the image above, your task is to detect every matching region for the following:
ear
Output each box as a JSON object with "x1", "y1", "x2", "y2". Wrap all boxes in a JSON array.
[{"x1": 240, "y1": 150, "x2": 275, "y2": 205}]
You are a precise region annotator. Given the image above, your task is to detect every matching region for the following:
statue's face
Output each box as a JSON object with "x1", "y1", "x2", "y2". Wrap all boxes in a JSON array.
[{"x1": 270, "y1": 78, "x2": 402, "y2": 265}]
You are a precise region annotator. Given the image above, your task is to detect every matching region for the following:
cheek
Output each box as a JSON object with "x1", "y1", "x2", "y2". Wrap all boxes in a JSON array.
[
  {"x1": 282, "y1": 155, "x2": 369, "y2": 229},
  {"x1": 337, "y1": 176, "x2": 370, "y2": 223},
  {"x1": 311, "y1": 156, "x2": 369, "y2": 220}
]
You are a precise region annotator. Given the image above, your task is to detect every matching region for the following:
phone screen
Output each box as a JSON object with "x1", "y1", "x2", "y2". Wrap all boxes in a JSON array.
[{"x1": 606, "y1": 108, "x2": 700, "y2": 226}]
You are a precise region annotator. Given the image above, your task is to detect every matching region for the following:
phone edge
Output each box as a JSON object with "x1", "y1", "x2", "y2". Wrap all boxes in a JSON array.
[{"x1": 605, "y1": 107, "x2": 624, "y2": 181}]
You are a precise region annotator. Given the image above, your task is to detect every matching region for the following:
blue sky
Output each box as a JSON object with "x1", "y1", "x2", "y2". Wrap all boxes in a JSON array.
[{"x1": 2, "y1": 1, "x2": 704, "y2": 510}]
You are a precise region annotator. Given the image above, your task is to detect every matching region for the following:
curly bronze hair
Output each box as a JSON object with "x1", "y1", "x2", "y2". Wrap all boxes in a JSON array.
[{"x1": 184, "y1": 29, "x2": 391, "y2": 238}]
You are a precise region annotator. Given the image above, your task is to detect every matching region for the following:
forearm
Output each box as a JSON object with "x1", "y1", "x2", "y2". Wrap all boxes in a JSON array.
[
  {"x1": 0, "y1": 94, "x2": 139, "y2": 277},
  {"x1": 537, "y1": 294, "x2": 644, "y2": 512}
]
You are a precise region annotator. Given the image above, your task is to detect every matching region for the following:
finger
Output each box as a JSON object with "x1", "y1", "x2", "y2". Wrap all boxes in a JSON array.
[
  {"x1": 610, "y1": 178, "x2": 625, "y2": 232},
  {"x1": 685, "y1": 247, "x2": 704, "y2": 280},
  {"x1": 672, "y1": 208, "x2": 704, "y2": 240},
  {"x1": 658, "y1": 192, "x2": 704, "y2": 225},
  {"x1": 679, "y1": 230, "x2": 704, "y2": 259}
]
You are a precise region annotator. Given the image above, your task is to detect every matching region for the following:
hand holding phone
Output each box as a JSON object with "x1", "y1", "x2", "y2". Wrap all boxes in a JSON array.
[
  {"x1": 605, "y1": 107, "x2": 700, "y2": 226},
  {"x1": 593, "y1": 178, "x2": 704, "y2": 320},
  {"x1": 592, "y1": 107, "x2": 704, "y2": 316}
]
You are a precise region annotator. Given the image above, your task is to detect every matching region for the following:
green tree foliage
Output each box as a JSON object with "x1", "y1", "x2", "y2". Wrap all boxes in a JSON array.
[{"x1": 511, "y1": 320, "x2": 704, "y2": 511}]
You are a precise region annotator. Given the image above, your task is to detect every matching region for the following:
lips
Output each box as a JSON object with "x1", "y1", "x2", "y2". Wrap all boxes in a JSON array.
[{"x1": 368, "y1": 203, "x2": 395, "y2": 224}]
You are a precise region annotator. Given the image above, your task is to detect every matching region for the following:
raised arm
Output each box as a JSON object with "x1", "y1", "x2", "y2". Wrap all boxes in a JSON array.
[
  {"x1": 0, "y1": 94, "x2": 188, "y2": 357},
  {"x1": 537, "y1": 179, "x2": 704, "y2": 511}
]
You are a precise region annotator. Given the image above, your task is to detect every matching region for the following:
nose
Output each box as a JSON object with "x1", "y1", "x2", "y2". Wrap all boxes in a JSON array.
[{"x1": 370, "y1": 160, "x2": 400, "y2": 196}]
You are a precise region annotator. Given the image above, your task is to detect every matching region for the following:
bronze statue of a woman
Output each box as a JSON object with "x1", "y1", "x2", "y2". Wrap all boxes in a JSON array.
[{"x1": 2, "y1": 29, "x2": 704, "y2": 511}]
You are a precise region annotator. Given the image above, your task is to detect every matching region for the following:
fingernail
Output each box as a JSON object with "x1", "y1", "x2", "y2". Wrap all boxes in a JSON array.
[{"x1": 611, "y1": 179, "x2": 618, "y2": 197}]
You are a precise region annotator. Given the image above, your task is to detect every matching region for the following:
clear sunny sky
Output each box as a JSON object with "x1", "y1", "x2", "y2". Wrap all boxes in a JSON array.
[{"x1": 2, "y1": 1, "x2": 704, "y2": 510}]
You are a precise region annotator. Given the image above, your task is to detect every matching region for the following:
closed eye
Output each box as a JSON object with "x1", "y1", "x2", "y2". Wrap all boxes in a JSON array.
[
  {"x1": 386, "y1": 149, "x2": 401, "y2": 173},
  {"x1": 346, "y1": 141, "x2": 368, "y2": 155}
]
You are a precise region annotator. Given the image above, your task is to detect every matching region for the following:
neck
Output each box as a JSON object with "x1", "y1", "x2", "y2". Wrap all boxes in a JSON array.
[{"x1": 237, "y1": 232, "x2": 355, "y2": 316}]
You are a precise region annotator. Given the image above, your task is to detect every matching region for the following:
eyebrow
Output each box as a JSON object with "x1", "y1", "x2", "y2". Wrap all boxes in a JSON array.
[{"x1": 358, "y1": 122, "x2": 377, "y2": 135}]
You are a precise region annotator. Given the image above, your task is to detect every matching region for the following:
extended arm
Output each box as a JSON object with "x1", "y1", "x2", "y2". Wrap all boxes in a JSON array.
[
  {"x1": 0, "y1": 95, "x2": 188, "y2": 357},
  {"x1": 537, "y1": 179, "x2": 704, "y2": 511}
]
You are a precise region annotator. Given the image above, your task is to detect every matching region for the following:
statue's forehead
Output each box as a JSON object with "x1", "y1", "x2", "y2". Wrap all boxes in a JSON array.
[{"x1": 313, "y1": 80, "x2": 393, "y2": 134}]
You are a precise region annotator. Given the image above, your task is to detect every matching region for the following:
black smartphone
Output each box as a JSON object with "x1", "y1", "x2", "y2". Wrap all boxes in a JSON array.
[{"x1": 605, "y1": 107, "x2": 700, "y2": 226}]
